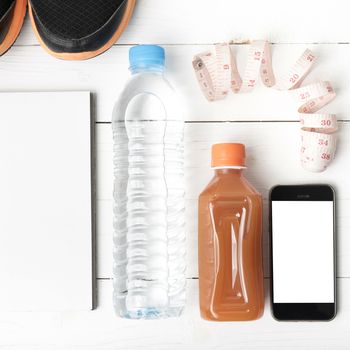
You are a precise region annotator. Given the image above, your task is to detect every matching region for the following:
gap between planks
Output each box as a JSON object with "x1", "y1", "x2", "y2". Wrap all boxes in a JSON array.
[
  {"x1": 96, "y1": 277, "x2": 349, "y2": 281},
  {"x1": 11, "y1": 42, "x2": 350, "y2": 48},
  {"x1": 96, "y1": 120, "x2": 350, "y2": 124}
]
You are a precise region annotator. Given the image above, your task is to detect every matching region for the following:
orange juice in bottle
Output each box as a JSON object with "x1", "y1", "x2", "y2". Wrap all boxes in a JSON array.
[{"x1": 198, "y1": 143, "x2": 264, "y2": 321}]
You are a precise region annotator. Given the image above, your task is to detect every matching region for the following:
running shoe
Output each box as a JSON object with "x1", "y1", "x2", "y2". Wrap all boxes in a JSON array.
[
  {"x1": 0, "y1": 0, "x2": 27, "y2": 56},
  {"x1": 28, "y1": 0, "x2": 136, "y2": 60}
]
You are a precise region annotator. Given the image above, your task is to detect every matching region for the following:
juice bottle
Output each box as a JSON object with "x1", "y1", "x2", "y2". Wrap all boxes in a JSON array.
[{"x1": 198, "y1": 143, "x2": 264, "y2": 321}]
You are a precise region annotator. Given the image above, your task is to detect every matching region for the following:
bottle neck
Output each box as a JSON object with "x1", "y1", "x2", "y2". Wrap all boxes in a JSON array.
[
  {"x1": 130, "y1": 65, "x2": 164, "y2": 75},
  {"x1": 214, "y1": 168, "x2": 244, "y2": 177}
]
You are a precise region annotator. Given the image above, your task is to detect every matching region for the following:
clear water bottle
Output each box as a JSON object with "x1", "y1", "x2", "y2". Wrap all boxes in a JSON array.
[{"x1": 112, "y1": 45, "x2": 186, "y2": 319}]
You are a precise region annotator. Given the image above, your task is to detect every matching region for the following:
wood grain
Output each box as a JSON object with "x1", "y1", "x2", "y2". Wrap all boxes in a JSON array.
[
  {"x1": 95, "y1": 123, "x2": 350, "y2": 279},
  {"x1": 0, "y1": 0, "x2": 348, "y2": 347},
  {"x1": 0, "y1": 44, "x2": 347, "y2": 122},
  {"x1": 14, "y1": 1, "x2": 350, "y2": 45},
  {"x1": 0, "y1": 279, "x2": 349, "y2": 350}
]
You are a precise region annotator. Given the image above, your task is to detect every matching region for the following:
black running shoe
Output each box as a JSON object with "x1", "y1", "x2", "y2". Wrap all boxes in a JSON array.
[
  {"x1": 0, "y1": 0, "x2": 27, "y2": 56},
  {"x1": 28, "y1": 0, "x2": 135, "y2": 60}
]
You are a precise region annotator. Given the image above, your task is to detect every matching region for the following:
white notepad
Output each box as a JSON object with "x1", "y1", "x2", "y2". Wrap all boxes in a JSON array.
[{"x1": 0, "y1": 92, "x2": 93, "y2": 311}]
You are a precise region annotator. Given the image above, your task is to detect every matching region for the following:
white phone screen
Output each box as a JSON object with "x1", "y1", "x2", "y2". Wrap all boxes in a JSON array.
[{"x1": 272, "y1": 201, "x2": 334, "y2": 303}]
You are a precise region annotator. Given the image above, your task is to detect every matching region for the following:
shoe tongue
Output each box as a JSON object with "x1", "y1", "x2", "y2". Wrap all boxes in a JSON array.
[{"x1": 0, "y1": 0, "x2": 15, "y2": 20}]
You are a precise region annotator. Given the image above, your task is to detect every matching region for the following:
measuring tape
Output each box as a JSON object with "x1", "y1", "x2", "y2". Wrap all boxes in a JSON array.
[{"x1": 192, "y1": 41, "x2": 337, "y2": 172}]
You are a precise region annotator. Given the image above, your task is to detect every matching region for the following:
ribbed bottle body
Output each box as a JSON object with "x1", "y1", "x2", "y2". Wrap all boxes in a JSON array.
[{"x1": 112, "y1": 72, "x2": 185, "y2": 319}]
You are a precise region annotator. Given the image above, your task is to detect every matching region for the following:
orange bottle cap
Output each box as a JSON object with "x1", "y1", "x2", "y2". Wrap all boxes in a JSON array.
[{"x1": 211, "y1": 143, "x2": 246, "y2": 168}]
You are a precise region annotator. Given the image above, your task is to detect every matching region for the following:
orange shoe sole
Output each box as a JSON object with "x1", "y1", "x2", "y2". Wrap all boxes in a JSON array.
[
  {"x1": 0, "y1": 0, "x2": 27, "y2": 56},
  {"x1": 28, "y1": 0, "x2": 136, "y2": 60}
]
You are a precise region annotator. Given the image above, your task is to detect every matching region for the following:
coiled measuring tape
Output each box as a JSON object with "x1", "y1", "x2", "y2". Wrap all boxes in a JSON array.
[{"x1": 192, "y1": 41, "x2": 337, "y2": 172}]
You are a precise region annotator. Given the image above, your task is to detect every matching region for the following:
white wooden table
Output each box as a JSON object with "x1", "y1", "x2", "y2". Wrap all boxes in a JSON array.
[{"x1": 1, "y1": 1, "x2": 349, "y2": 348}]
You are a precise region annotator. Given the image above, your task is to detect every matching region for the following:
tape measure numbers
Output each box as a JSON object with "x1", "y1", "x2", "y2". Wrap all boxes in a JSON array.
[{"x1": 192, "y1": 41, "x2": 337, "y2": 173}]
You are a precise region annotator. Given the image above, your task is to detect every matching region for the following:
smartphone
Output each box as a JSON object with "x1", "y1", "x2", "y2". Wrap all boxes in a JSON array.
[{"x1": 270, "y1": 185, "x2": 336, "y2": 321}]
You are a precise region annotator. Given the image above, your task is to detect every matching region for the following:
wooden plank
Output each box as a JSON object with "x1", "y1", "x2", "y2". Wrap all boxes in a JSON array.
[
  {"x1": 0, "y1": 279, "x2": 349, "y2": 349},
  {"x1": 97, "y1": 122, "x2": 349, "y2": 201},
  {"x1": 1, "y1": 1, "x2": 349, "y2": 346},
  {"x1": 14, "y1": 1, "x2": 350, "y2": 46},
  {"x1": 0, "y1": 44, "x2": 347, "y2": 122},
  {"x1": 97, "y1": 197, "x2": 350, "y2": 279},
  {"x1": 95, "y1": 122, "x2": 350, "y2": 278}
]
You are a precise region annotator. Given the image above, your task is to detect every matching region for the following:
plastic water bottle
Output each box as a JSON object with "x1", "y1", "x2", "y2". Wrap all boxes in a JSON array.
[{"x1": 112, "y1": 45, "x2": 186, "y2": 319}]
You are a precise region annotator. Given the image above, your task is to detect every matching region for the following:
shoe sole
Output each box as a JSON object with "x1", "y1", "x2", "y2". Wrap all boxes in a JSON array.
[
  {"x1": 0, "y1": 0, "x2": 27, "y2": 56},
  {"x1": 29, "y1": 0, "x2": 136, "y2": 60}
]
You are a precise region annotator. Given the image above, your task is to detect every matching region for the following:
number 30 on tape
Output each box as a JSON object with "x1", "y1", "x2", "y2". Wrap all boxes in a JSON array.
[{"x1": 192, "y1": 41, "x2": 337, "y2": 173}]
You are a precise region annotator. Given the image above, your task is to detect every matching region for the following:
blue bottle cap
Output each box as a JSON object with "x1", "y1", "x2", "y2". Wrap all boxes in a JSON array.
[{"x1": 129, "y1": 45, "x2": 165, "y2": 72}]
